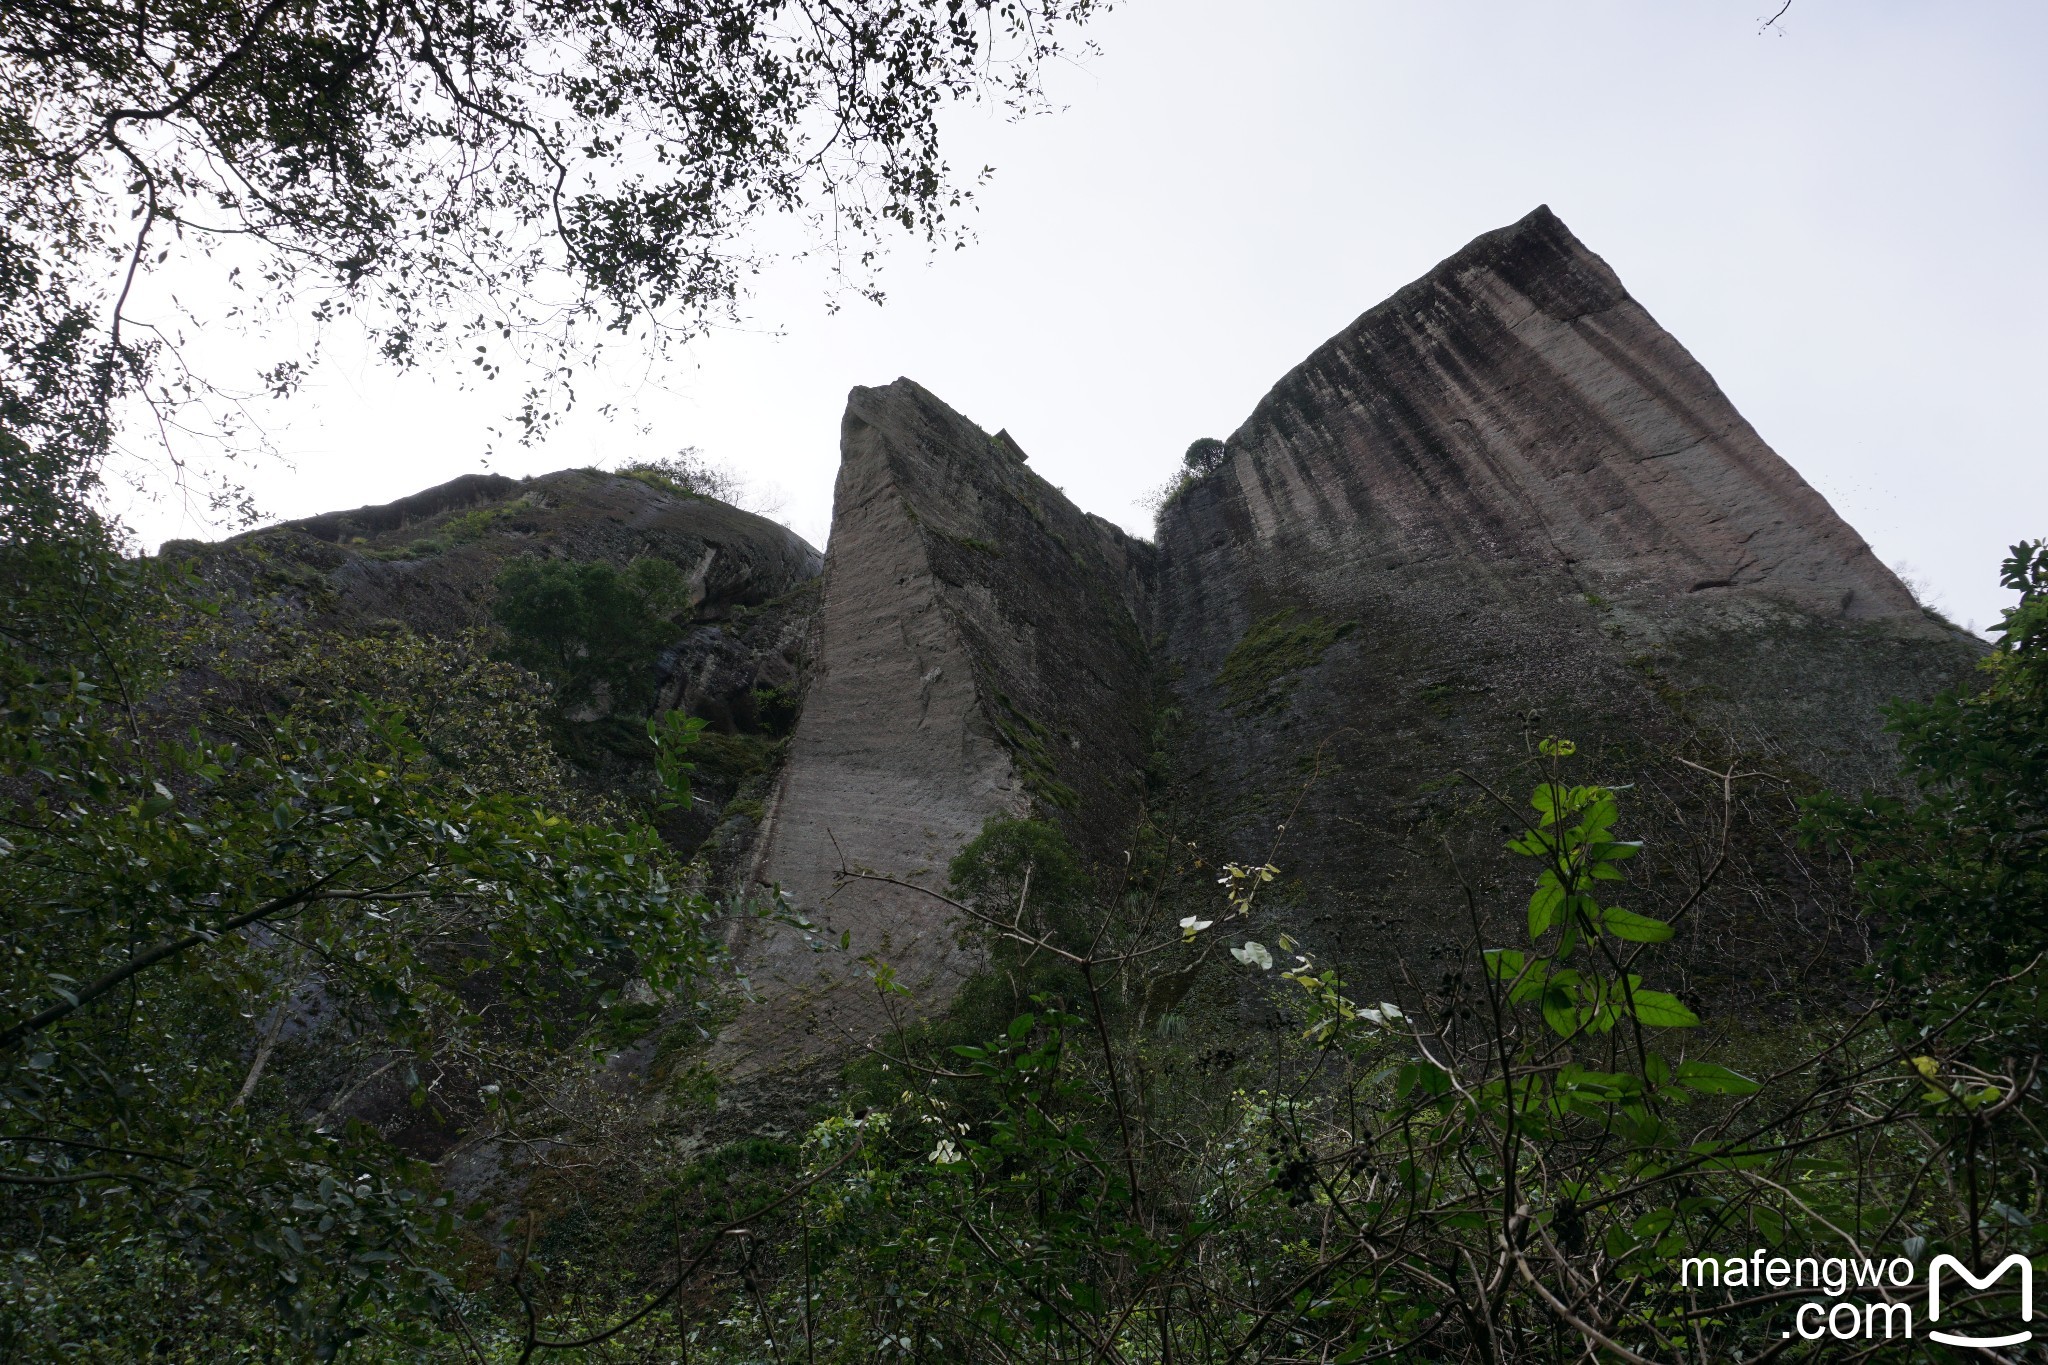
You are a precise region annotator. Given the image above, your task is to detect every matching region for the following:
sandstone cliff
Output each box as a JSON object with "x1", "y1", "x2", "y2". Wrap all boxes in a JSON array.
[
  {"x1": 721, "y1": 381, "x2": 1155, "y2": 1075},
  {"x1": 1148, "y1": 205, "x2": 1978, "y2": 1008},
  {"x1": 190, "y1": 208, "x2": 1986, "y2": 1069},
  {"x1": 737, "y1": 206, "x2": 1981, "y2": 1044}
]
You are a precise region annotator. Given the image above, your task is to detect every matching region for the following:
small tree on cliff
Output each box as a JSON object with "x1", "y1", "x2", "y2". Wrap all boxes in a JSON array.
[{"x1": 1183, "y1": 437, "x2": 1228, "y2": 476}]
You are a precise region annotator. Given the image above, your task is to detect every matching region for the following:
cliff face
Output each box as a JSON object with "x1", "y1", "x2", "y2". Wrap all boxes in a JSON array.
[
  {"x1": 1145, "y1": 206, "x2": 1978, "y2": 1004},
  {"x1": 722, "y1": 381, "x2": 1155, "y2": 1075},
  {"x1": 202, "y1": 209, "x2": 1986, "y2": 1063},
  {"x1": 1196, "y1": 206, "x2": 1914, "y2": 624},
  {"x1": 177, "y1": 467, "x2": 826, "y2": 874},
  {"x1": 742, "y1": 206, "x2": 1981, "y2": 1037}
]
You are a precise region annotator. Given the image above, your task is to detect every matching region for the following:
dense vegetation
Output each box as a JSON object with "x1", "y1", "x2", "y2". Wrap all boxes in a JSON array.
[
  {"x1": 453, "y1": 550, "x2": 2042, "y2": 1365},
  {"x1": 0, "y1": 534, "x2": 722, "y2": 1355},
  {"x1": 492, "y1": 556, "x2": 693, "y2": 718},
  {"x1": 2, "y1": 5, "x2": 1110, "y2": 1349},
  {"x1": 4, "y1": 0, "x2": 2043, "y2": 1356},
  {"x1": 7, "y1": 502, "x2": 2041, "y2": 1359},
  {"x1": 494, "y1": 594, "x2": 2043, "y2": 1363}
]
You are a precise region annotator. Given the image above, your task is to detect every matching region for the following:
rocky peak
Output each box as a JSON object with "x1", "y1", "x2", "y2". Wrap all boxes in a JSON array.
[
  {"x1": 732, "y1": 208, "x2": 1978, "y2": 1048},
  {"x1": 720, "y1": 379, "x2": 1156, "y2": 1075},
  {"x1": 199, "y1": 210, "x2": 1984, "y2": 1066},
  {"x1": 1185, "y1": 204, "x2": 1917, "y2": 625}
]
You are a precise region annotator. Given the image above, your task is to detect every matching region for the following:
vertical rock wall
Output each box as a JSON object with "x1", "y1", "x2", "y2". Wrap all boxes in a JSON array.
[
  {"x1": 728, "y1": 208, "x2": 1983, "y2": 1061},
  {"x1": 1151, "y1": 206, "x2": 1979, "y2": 1004},
  {"x1": 726, "y1": 381, "x2": 1154, "y2": 1074}
]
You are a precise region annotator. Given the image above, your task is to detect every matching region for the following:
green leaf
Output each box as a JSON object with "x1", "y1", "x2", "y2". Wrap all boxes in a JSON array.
[
  {"x1": 1632, "y1": 1207, "x2": 1677, "y2": 1239},
  {"x1": 1626, "y1": 989, "x2": 1699, "y2": 1029},
  {"x1": 1598, "y1": 906, "x2": 1673, "y2": 942},
  {"x1": 1556, "y1": 911, "x2": 1583, "y2": 959},
  {"x1": 1486, "y1": 950, "x2": 1550, "y2": 1005},
  {"x1": 1674, "y1": 1061, "x2": 1759, "y2": 1095},
  {"x1": 1558, "y1": 1064, "x2": 1634, "y2": 1098},
  {"x1": 1577, "y1": 794, "x2": 1618, "y2": 834},
  {"x1": 1541, "y1": 971, "x2": 1584, "y2": 1038}
]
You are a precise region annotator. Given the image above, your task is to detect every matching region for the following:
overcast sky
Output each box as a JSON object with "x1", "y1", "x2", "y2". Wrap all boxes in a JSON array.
[{"x1": 121, "y1": 0, "x2": 2048, "y2": 634}]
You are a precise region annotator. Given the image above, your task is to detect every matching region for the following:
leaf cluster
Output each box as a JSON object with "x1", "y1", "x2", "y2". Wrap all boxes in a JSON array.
[
  {"x1": 1805, "y1": 541, "x2": 2048, "y2": 987},
  {"x1": 0, "y1": 571, "x2": 722, "y2": 1353},
  {"x1": 491, "y1": 554, "x2": 691, "y2": 718}
]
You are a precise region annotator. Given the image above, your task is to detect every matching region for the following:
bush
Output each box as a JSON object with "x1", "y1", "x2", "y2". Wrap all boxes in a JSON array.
[
  {"x1": 1182, "y1": 436, "x2": 1227, "y2": 476},
  {"x1": 617, "y1": 448, "x2": 748, "y2": 506},
  {"x1": 491, "y1": 555, "x2": 691, "y2": 716}
]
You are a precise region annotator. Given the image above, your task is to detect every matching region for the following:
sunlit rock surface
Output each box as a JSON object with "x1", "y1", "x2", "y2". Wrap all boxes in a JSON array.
[{"x1": 725, "y1": 380, "x2": 1155, "y2": 1075}]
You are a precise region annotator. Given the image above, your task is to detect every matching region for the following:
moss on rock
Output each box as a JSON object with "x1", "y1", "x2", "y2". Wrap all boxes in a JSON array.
[{"x1": 1217, "y1": 608, "x2": 1356, "y2": 715}]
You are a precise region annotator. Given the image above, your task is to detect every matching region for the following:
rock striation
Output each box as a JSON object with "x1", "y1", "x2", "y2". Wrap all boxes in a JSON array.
[
  {"x1": 197, "y1": 208, "x2": 1987, "y2": 1068},
  {"x1": 735, "y1": 206, "x2": 1981, "y2": 1042},
  {"x1": 1147, "y1": 206, "x2": 1977, "y2": 1004},
  {"x1": 721, "y1": 381, "x2": 1155, "y2": 1075}
]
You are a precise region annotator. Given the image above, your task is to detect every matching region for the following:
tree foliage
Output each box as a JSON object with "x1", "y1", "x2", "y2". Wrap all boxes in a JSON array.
[
  {"x1": 491, "y1": 555, "x2": 691, "y2": 718},
  {"x1": 606, "y1": 738, "x2": 2034, "y2": 1364},
  {"x1": 1181, "y1": 436, "x2": 1226, "y2": 476},
  {"x1": 1806, "y1": 541, "x2": 2048, "y2": 983},
  {"x1": 1, "y1": 0, "x2": 1107, "y2": 490},
  {"x1": 0, "y1": 587, "x2": 720, "y2": 1355}
]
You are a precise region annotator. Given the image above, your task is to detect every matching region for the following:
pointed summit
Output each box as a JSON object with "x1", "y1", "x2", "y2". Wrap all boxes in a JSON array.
[
  {"x1": 721, "y1": 210, "x2": 1979, "y2": 1054},
  {"x1": 1205, "y1": 205, "x2": 1917, "y2": 622}
]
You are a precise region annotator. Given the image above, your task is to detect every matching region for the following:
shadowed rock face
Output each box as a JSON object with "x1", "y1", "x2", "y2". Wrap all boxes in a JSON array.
[
  {"x1": 209, "y1": 466, "x2": 822, "y2": 636},
  {"x1": 747, "y1": 206, "x2": 1981, "y2": 1042},
  {"x1": 1148, "y1": 206, "x2": 1977, "y2": 1006},
  {"x1": 173, "y1": 467, "x2": 825, "y2": 879},
  {"x1": 724, "y1": 381, "x2": 1155, "y2": 1075}
]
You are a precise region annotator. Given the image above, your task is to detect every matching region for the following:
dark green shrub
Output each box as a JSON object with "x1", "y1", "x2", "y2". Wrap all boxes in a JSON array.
[
  {"x1": 491, "y1": 555, "x2": 690, "y2": 715},
  {"x1": 1183, "y1": 436, "x2": 1227, "y2": 476}
]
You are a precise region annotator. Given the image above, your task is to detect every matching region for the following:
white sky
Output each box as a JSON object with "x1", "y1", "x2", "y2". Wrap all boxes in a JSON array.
[{"x1": 121, "y1": 0, "x2": 2048, "y2": 635}]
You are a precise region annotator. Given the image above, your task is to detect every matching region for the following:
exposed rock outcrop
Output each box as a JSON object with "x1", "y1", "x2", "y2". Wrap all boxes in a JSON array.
[
  {"x1": 1148, "y1": 205, "x2": 1979, "y2": 1006},
  {"x1": 190, "y1": 208, "x2": 1988, "y2": 1073},
  {"x1": 188, "y1": 465, "x2": 820, "y2": 637},
  {"x1": 735, "y1": 206, "x2": 1981, "y2": 1045},
  {"x1": 172, "y1": 467, "x2": 826, "y2": 873},
  {"x1": 722, "y1": 381, "x2": 1155, "y2": 1075}
]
